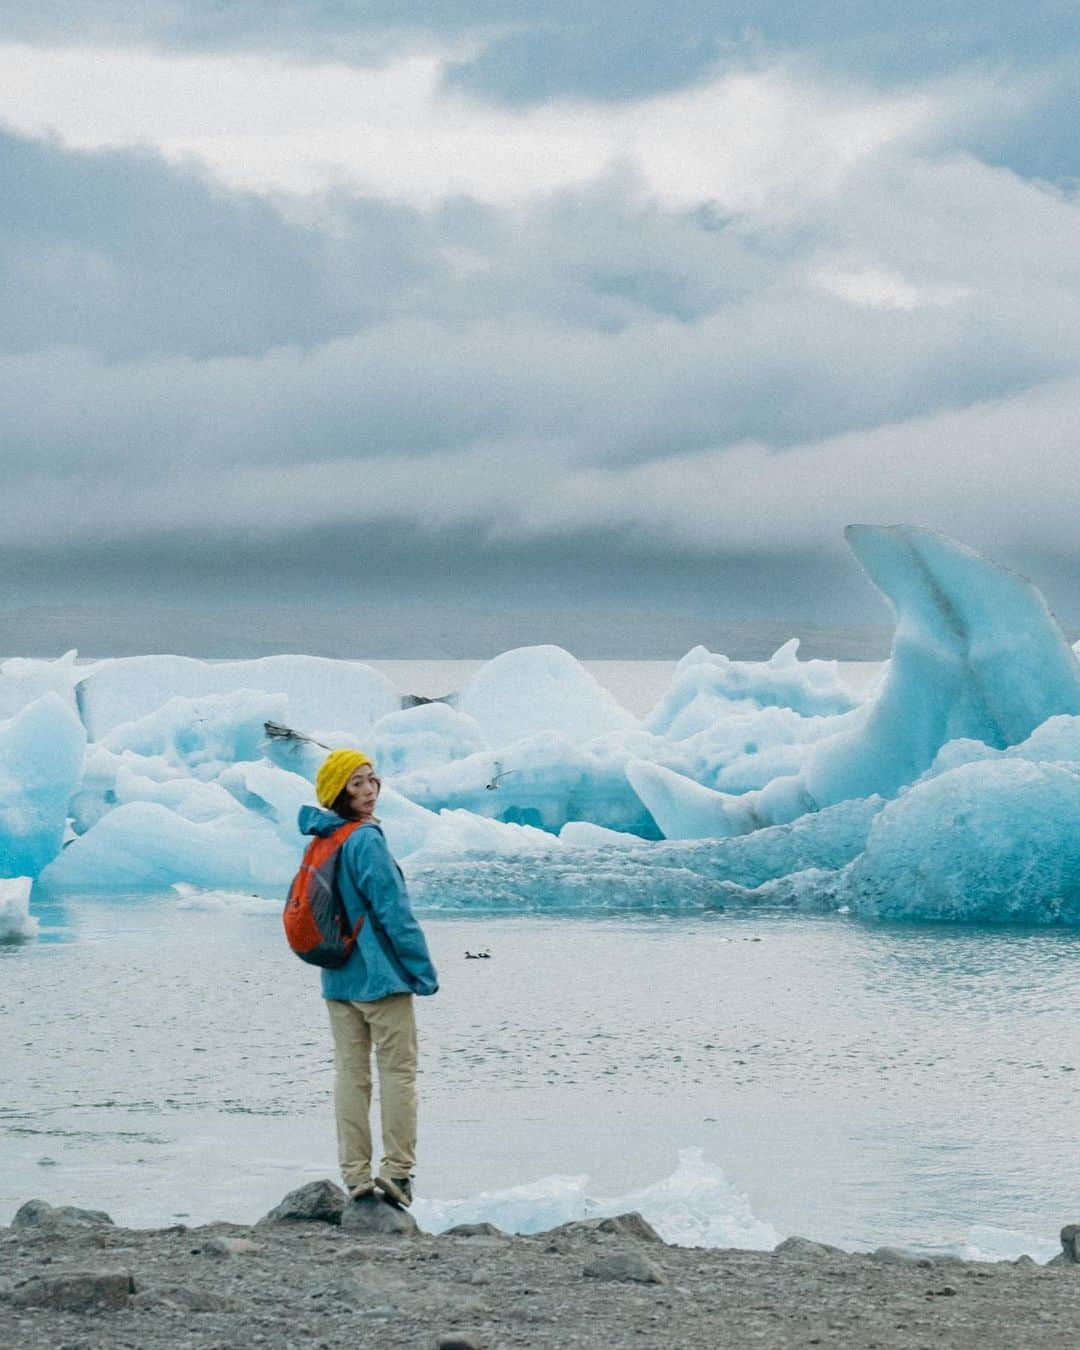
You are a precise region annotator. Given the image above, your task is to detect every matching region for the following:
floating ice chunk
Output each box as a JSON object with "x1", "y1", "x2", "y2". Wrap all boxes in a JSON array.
[
  {"x1": 626, "y1": 758, "x2": 814, "y2": 839},
  {"x1": 0, "y1": 877, "x2": 37, "y2": 943},
  {"x1": 68, "y1": 746, "x2": 187, "y2": 836},
  {"x1": 806, "y1": 525, "x2": 1080, "y2": 796},
  {"x1": 636, "y1": 796, "x2": 883, "y2": 887},
  {"x1": 0, "y1": 650, "x2": 84, "y2": 719},
  {"x1": 647, "y1": 640, "x2": 855, "y2": 738},
  {"x1": 407, "y1": 808, "x2": 561, "y2": 863},
  {"x1": 396, "y1": 731, "x2": 660, "y2": 836},
  {"x1": 662, "y1": 705, "x2": 852, "y2": 792},
  {"x1": 171, "y1": 883, "x2": 280, "y2": 915},
  {"x1": 76, "y1": 654, "x2": 398, "y2": 740},
  {"x1": 0, "y1": 694, "x2": 86, "y2": 878},
  {"x1": 113, "y1": 764, "x2": 242, "y2": 823},
  {"x1": 102, "y1": 690, "x2": 288, "y2": 774},
  {"x1": 845, "y1": 758, "x2": 1080, "y2": 923},
  {"x1": 218, "y1": 759, "x2": 314, "y2": 843},
  {"x1": 39, "y1": 801, "x2": 295, "y2": 891},
  {"x1": 414, "y1": 1148, "x2": 776, "y2": 1249},
  {"x1": 597, "y1": 1147, "x2": 778, "y2": 1250},
  {"x1": 457, "y1": 646, "x2": 636, "y2": 746},
  {"x1": 368, "y1": 702, "x2": 488, "y2": 776},
  {"x1": 559, "y1": 821, "x2": 650, "y2": 848},
  {"x1": 415, "y1": 1171, "x2": 591, "y2": 1236},
  {"x1": 406, "y1": 797, "x2": 881, "y2": 910},
  {"x1": 633, "y1": 527, "x2": 1080, "y2": 838}
]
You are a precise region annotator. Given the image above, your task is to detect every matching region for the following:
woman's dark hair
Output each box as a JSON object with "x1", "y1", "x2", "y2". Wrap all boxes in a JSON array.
[{"x1": 331, "y1": 775, "x2": 381, "y2": 820}]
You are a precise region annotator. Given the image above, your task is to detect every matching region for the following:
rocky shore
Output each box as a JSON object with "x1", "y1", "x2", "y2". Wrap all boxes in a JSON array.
[{"x1": 3, "y1": 1184, "x2": 1080, "y2": 1349}]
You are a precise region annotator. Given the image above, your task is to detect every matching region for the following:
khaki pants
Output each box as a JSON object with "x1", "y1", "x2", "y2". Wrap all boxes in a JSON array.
[{"x1": 326, "y1": 994, "x2": 418, "y2": 1189}]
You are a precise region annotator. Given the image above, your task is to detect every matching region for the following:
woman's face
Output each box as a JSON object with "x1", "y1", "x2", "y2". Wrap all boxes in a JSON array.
[{"x1": 343, "y1": 765, "x2": 380, "y2": 820}]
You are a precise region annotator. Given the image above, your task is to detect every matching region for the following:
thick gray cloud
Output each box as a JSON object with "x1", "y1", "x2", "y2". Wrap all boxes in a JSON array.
[
  {"x1": 1, "y1": 15, "x2": 1079, "y2": 643},
  {"x1": 0, "y1": 130, "x2": 439, "y2": 359}
]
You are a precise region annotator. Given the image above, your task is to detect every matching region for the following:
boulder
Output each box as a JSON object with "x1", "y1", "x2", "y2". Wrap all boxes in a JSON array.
[
  {"x1": 435, "y1": 1337, "x2": 482, "y2": 1350},
  {"x1": 258, "y1": 1179, "x2": 346, "y2": 1227},
  {"x1": 130, "y1": 1283, "x2": 234, "y2": 1311},
  {"x1": 11, "y1": 1199, "x2": 114, "y2": 1231},
  {"x1": 198, "y1": 1234, "x2": 261, "y2": 1258},
  {"x1": 868, "y1": 1246, "x2": 922, "y2": 1265},
  {"x1": 444, "y1": 1222, "x2": 505, "y2": 1239},
  {"x1": 583, "y1": 1250, "x2": 668, "y2": 1285},
  {"x1": 8, "y1": 1270, "x2": 134, "y2": 1311},
  {"x1": 540, "y1": 1212, "x2": 663, "y2": 1244},
  {"x1": 340, "y1": 1193, "x2": 421, "y2": 1237},
  {"x1": 774, "y1": 1236, "x2": 847, "y2": 1259},
  {"x1": 1060, "y1": 1224, "x2": 1080, "y2": 1263}
]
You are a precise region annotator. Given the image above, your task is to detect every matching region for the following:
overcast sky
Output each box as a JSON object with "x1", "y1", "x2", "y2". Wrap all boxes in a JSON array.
[{"x1": 2, "y1": 2, "x2": 1080, "y2": 641}]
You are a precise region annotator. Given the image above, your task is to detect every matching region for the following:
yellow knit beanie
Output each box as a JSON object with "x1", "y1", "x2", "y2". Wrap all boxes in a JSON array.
[{"x1": 316, "y1": 749, "x2": 373, "y2": 809}]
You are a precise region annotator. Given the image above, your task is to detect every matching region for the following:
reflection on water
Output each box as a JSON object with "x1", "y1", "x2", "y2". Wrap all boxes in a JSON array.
[{"x1": 3, "y1": 895, "x2": 1079, "y2": 1252}]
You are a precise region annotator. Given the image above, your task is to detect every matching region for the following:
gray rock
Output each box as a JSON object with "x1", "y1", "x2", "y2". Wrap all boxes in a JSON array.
[
  {"x1": 435, "y1": 1337, "x2": 482, "y2": 1350},
  {"x1": 541, "y1": 1212, "x2": 663, "y2": 1245},
  {"x1": 583, "y1": 1250, "x2": 668, "y2": 1285},
  {"x1": 9, "y1": 1269, "x2": 134, "y2": 1311},
  {"x1": 199, "y1": 1234, "x2": 261, "y2": 1258},
  {"x1": 258, "y1": 1179, "x2": 346, "y2": 1227},
  {"x1": 868, "y1": 1246, "x2": 921, "y2": 1265},
  {"x1": 773, "y1": 1236, "x2": 847, "y2": 1259},
  {"x1": 444, "y1": 1222, "x2": 505, "y2": 1238},
  {"x1": 11, "y1": 1199, "x2": 114, "y2": 1231},
  {"x1": 340, "y1": 1193, "x2": 421, "y2": 1237},
  {"x1": 130, "y1": 1283, "x2": 234, "y2": 1311},
  {"x1": 1060, "y1": 1223, "x2": 1080, "y2": 1263}
]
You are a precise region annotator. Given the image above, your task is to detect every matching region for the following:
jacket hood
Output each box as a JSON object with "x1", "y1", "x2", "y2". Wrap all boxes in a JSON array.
[
  {"x1": 298, "y1": 804, "x2": 348, "y2": 837},
  {"x1": 298, "y1": 805, "x2": 382, "y2": 837}
]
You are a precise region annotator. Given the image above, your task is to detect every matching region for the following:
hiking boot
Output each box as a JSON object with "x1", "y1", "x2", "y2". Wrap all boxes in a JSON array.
[
  {"x1": 347, "y1": 1181, "x2": 375, "y2": 1200},
  {"x1": 375, "y1": 1175, "x2": 413, "y2": 1208}
]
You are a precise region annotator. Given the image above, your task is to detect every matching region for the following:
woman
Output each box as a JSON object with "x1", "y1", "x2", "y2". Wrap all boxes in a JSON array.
[{"x1": 298, "y1": 748, "x2": 438, "y2": 1207}]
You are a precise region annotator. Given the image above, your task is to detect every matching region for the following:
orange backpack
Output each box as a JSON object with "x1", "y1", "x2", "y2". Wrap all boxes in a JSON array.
[{"x1": 284, "y1": 821, "x2": 366, "y2": 968}]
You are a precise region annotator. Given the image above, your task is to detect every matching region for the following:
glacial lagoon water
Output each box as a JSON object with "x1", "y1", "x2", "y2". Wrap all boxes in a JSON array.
[{"x1": 3, "y1": 891, "x2": 1076, "y2": 1260}]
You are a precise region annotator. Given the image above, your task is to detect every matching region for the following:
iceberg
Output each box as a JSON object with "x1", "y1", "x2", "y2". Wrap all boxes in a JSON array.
[
  {"x1": 404, "y1": 796, "x2": 881, "y2": 912},
  {"x1": 0, "y1": 694, "x2": 86, "y2": 878},
  {"x1": 645, "y1": 639, "x2": 855, "y2": 738},
  {"x1": 395, "y1": 731, "x2": 662, "y2": 836},
  {"x1": 368, "y1": 701, "x2": 488, "y2": 776},
  {"x1": 38, "y1": 800, "x2": 296, "y2": 891},
  {"x1": 4, "y1": 525, "x2": 1080, "y2": 924},
  {"x1": 101, "y1": 690, "x2": 289, "y2": 773},
  {"x1": 0, "y1": 650, "x2": 83, "y2": 720},
  {"x1": 629, "y1": 526, "x2": 1080, "y2": 838},
  {"x1": 0, "y1": 876, "x2": 38, "y2": 943},
  {"x1": 457, "y1": 645, "x2": 636, "y2": 745},
  {"x1": 844, "y1": 757, "x2": 1080, "y2": 924},
  {"x1": 76, "y1": 654, "x2": 399, "y2": 740}
]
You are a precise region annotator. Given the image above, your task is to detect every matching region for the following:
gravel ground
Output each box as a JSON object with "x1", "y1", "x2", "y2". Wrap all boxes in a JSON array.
[{"x1": 3, "y1": 1188, "x2": 1080, "y2": 1350}]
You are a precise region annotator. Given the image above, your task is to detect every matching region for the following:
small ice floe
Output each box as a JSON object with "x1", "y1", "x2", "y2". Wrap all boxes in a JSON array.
[
  {"x1": 0, "y1": 877, "x2": 39, "y2": 943},
  {"x1": 171, "y1": 882, "x2": 278, "y2": 915},
  {"x1": 465, "y1": 948, "x2": 492, "y2": 959},
  {"x1": 413, "y1": 1147, "x2": 777, "y2": 1250}
]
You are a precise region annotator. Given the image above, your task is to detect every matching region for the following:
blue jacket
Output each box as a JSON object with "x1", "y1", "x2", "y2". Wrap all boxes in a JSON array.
[{"x1": 297, "y1": 806, "x2": 439, "y2": 1003}]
